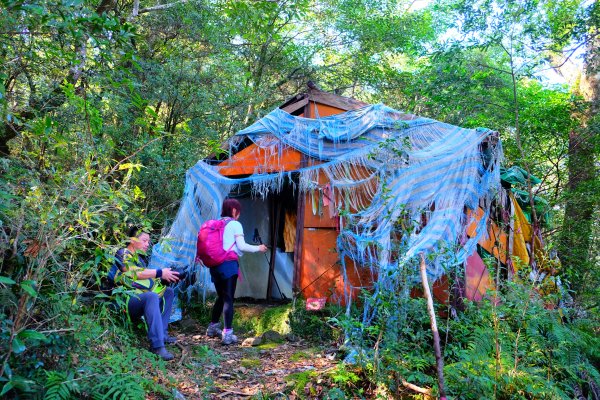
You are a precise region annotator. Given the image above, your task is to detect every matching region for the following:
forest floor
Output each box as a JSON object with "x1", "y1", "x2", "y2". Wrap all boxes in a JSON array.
[{"x1": 159, "y1": 303, "x2": 344, "y2": 400}]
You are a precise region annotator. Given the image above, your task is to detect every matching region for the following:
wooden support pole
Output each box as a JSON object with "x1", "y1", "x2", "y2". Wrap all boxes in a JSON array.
[
  {"x1": 420, "y1": 254, "x2": 447, "y2": 399},
  {"x1": 266, "y1": 197, "x2": 282, "y2": 300}
]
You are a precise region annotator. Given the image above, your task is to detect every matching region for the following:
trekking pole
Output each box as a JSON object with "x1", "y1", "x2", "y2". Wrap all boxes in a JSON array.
[{"x1": 253, "y1": 228, "x2": 286, "y2": 300}]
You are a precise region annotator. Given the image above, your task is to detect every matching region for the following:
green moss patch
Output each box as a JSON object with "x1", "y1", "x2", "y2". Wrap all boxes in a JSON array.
[
  {"x1": 256, "y1": 342, "x2": 279, "y2": 350},
  {"x1": 285, "y1": 370, "x2": 318, "y2": 394},
  {"x1": 240, "y1": 358, "x2": 262, "y2": 369},
  {"x1": 234, "y1": 304, "x2": 292, "y2": 335}
]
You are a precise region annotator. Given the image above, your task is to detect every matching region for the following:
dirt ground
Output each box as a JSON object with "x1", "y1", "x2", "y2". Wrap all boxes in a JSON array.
[{"x1": 162, "y1": 308, "x2": 342, "y2": 399}]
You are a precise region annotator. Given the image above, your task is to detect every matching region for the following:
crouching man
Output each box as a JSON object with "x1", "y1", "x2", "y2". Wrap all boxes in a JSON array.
[{"x1": 107, "y1": 226, "x2": 180, "y2": 360}]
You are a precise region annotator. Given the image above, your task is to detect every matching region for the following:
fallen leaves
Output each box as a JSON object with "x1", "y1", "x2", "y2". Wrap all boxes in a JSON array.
[{"x1": 162, "y1": 318, "x2": 341, "y2": 399}]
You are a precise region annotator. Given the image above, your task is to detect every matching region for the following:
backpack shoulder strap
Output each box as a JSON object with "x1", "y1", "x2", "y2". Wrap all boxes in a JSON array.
[{"x1": 221, "y1": 217, "x2": 237, "y2": 252}]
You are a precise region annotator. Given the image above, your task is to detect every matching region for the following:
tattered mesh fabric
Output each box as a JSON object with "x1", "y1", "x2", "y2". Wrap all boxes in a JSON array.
[{"x1": 150, "y1": 104, "x2": 503, "y2": 311}]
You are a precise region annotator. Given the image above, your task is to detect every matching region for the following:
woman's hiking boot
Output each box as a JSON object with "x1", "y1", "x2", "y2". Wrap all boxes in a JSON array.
[
  {"x1": 221, "y1": 329, "x2": 238, "y2": 345},
  {"x1": 151, "y1": 346, "x2": 174, "y2": 361},
  {"x1": 206, "y1": 322, "x2": 222, "y2": 338}
]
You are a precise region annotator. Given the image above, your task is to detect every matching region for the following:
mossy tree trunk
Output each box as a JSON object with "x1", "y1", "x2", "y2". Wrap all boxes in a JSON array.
[{"x1": 558, "y1": 22, "x2": 599, "y2": 296}]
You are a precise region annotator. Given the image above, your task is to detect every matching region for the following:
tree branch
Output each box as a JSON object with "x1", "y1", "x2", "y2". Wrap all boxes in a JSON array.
[
  {"x1": 138, "y1": 0, "x2": 188, "y2": 14},
  {"x1": 132, "y1": 0, "x2": 140, "y2": 17},
  {"x1": 401, "y1": 379, "x2": 432, "y2": 395}
]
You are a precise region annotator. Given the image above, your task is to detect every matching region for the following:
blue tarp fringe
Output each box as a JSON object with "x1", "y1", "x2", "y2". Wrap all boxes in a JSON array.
[{"x1": 150, "y1": 104, "x2": 503, "y2": 306}]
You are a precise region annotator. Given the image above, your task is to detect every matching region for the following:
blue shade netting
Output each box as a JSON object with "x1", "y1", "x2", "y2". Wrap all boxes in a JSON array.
[{"x1": 149, "y1": 103, "x2": 503, "y2": 305}]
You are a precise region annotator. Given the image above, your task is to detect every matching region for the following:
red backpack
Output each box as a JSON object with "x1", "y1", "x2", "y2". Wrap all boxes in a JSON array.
[{"x1": 195, "y1": 218, "x2": 239, "y2": 267}]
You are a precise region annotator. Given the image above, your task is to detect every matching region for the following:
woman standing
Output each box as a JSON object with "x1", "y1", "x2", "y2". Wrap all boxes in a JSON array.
[{"x1": 206, "y1": 199, "x2": 268, "y2": 345}]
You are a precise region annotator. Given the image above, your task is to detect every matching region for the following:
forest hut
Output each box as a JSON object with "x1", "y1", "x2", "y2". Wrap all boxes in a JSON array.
[{"x1": 150, "y1": 87, "x2": 546, "y2": 306}]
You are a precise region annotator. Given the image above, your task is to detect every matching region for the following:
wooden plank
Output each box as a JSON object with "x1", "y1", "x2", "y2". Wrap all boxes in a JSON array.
[
  {"x1": 308, "y1": 89, "x2": 368, "y2": 111},
  {"x1": 281, "y1": 97, "x2": 309, "y2": 114},
  {"x1": 299, "y1": 228, "x2": 340, "y2": 299},
  {"x1": 279, "y1": 93, "x2": 306, "y2": 110},
  {"x1": 299, "y1": 228, "x2": 374, "y2": 303},
  {"x1": 310, "y1": 102, "x2": 349, "y2": 117}
]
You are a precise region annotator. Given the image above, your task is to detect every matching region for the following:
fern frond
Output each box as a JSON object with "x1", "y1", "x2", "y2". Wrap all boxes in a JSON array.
[
  {"x1": 43, "y1": 370, "x2": 79, "y2": 400},
  {"x1": 92, "y1": 374, "x2": 145, "y2": 400},
  {"x1": 467, "y1": 326, "x2": 495, "y2": 360},
  {"x1": 0, "y1": 287, "x2": 17, "y2": 310}
]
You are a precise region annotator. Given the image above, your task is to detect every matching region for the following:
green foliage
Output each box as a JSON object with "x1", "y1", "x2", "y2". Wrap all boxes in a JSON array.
[
  {"x1": 283, "y1": 364, "x2": 364, "y2": 399},
  {"x1": 240, "y1": 358, "x2": 262, "y2": 369},
  {"x1": 91, "y1": 374, "x2": 145, "y2": 400},
  {"x1": 75, "y1": 321, "x2": 172, "y2": 399},
  {"x1": 285, "y1": 370, "x2": 319, "y2": 396},
  {"x1": 328, "y1": 364, "x2": 361, "y2": 391},
  {"x1": 255, "y1": 342, "x2": 279, "y2": 351},
  {"x1": 236, "y1": 304, "x2": 292, "y2": 336},
  {"x1": 288, "y1": 300, "x2": 343, "y2": 343},
  {"x1": 250, "y1": 391, "x2": 285, "y2": 400},
  {"x1": 43, "y1": 370, "x2": 80, "y2": 400},
  {"x1": 442, "y1": 282, "x2": 600, "y2": 399},
  {"x1": 182, "y1": 298, "x2": 214, "y2": 326},
  {"x1": 337, "y1": 273, "x2": 600, "y2": 398},
  {"x1": 323, "y1": 387, "x2": 347, "y2": 399},
  {"x1": 190, "y1": 344, "x2": 221, "y2": 365},
  {"x1": 289, "y1": 350, "x2": 312, "y2": 362}
]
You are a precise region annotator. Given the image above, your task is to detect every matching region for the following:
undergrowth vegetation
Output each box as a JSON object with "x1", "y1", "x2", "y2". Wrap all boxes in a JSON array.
[
  {"x1": 296, "y1": 271, "x2": 600, "y2": 399},
  {"x1": 0, "y1": 295, "x2": 174, "y2": 398},
  {"x1": 1, "y1": 215, "x2": 599, "y2": 399},
  {"x1": 288, "y1": 299, "x2": 344, "y2": 344}
]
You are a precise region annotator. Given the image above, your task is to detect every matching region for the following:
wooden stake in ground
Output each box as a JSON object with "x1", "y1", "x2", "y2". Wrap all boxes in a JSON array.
[{"x1": 420, "y1": 254, "x2": 447, "y2": 399}]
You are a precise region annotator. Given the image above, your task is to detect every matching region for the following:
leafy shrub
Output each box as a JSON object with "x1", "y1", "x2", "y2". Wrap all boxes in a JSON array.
[
  {"x1": 288, "y1": 299, "x2": 343, "y2": 342},
  {"x1": 182, "y1": 297, "x2": 214, "y2": 326},
  {"x1": 443, "y1": 281, "x2": 600, "y2": 399},
  {"x1": 327, "y1": 364, "x2": 362, "y2": 394},
  {"x1": 285, "y1": 370, "x2": 319, "y2": 396},
  {"x1": 336, "y1": 274, "x2": 600, "y2": 399}
]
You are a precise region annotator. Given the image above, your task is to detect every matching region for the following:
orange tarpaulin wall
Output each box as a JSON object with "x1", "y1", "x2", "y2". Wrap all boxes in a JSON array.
[
  {"x1": 466, "y1": 207, "x2": 508, "y2": 264},
  {"x1": 298, "y1": 166, "x2": 379, "y2": 302},
  {"x1": 463, "y1": 207, "x2": 504, "y2": 301},
  {"x1": 463, "y1": 200, "x2": 542, "y2": 301},
  {"x1": 309, "y1": 103, "x2": 347, "y2": 118},
  {"x1": 465, "y1": 252, "x2": 493, "y2": 301},
  {"x1": 299, "y1": 228, "x2": 374, "y2": 301},
  {"x1": 509, "y1": 192, "x2": 535, "y2": 271},
  {"x1": 218, "y1": 142, "x2": 303, "y2": 176}
]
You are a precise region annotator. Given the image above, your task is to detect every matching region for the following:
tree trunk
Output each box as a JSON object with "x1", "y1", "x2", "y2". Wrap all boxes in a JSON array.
[
  {"x1": 558, "y1": 26, "x2": 599, "y2": 295},
  {"x1": 420, "y1": 254, "x2": 447, "y2": 399}
]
